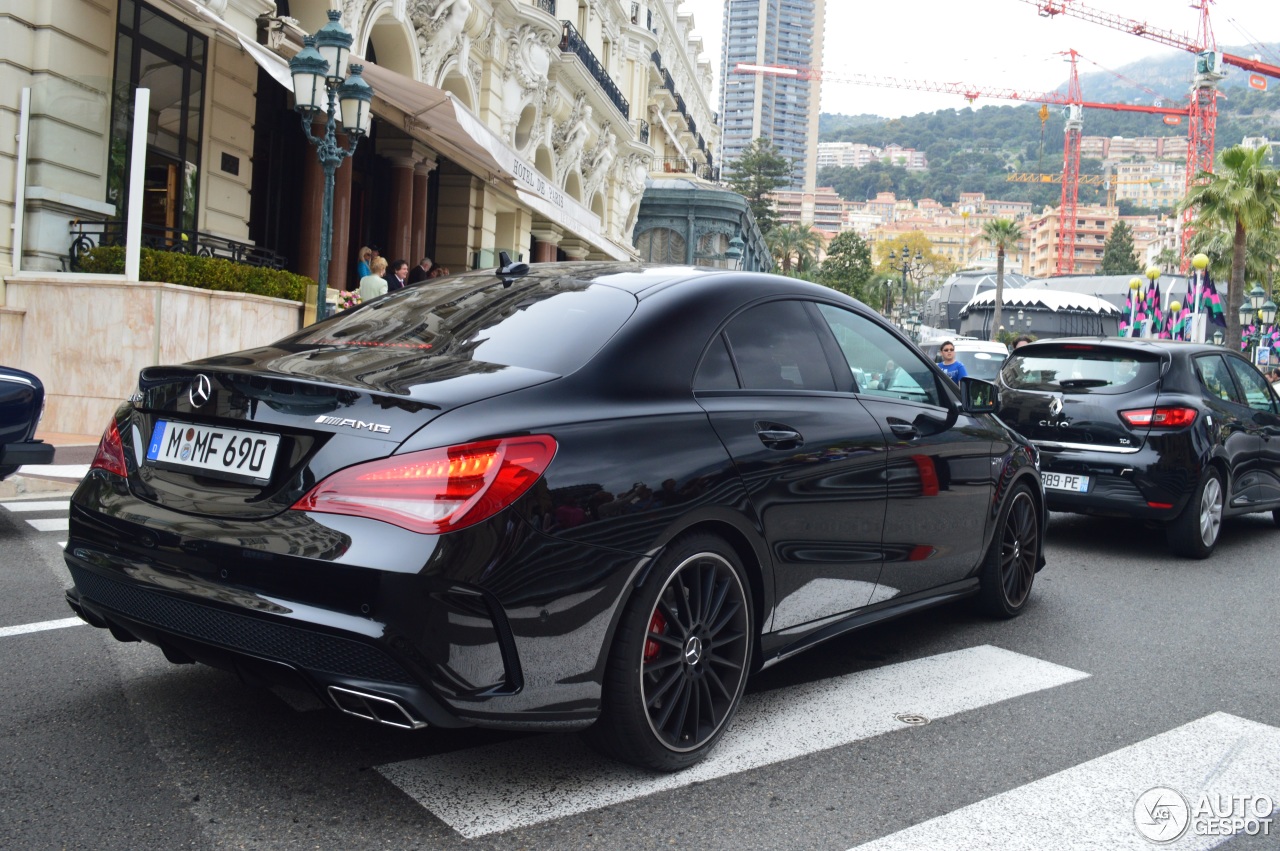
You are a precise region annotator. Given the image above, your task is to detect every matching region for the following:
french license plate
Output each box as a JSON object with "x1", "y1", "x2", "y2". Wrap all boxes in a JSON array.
[
  {"x1": 146, "y1": 420, "x2": 279, "y2": 483},
  {"x1": 1042, "y1": 471, "x2": 1090, "y2": 493}
]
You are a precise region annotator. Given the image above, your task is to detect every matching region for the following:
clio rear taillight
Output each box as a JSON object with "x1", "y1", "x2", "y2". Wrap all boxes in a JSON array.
[
  {"x1": 1120, "y1": 407, "x2": 1198, "y2": 428},
  {"x1": 291, "y1": 435, "x2": 557, "y2": 534},
  {"x1": 90, "y1": 418, "x2": 128, "y2": 477}
]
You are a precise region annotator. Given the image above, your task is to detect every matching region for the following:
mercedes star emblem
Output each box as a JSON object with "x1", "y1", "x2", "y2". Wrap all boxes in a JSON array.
[{"x1": 189, "y1": 374, "x2": 213, "y2": 408}]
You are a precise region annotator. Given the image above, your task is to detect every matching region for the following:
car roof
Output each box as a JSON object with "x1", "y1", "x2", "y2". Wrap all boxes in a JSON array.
[{"x1": 1023, "y1": 337, "x2": 1232, "y2": 356}]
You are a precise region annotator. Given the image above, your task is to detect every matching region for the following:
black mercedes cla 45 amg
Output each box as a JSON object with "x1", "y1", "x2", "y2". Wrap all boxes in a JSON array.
[
  {"x1": 998, "y1": 337, "x2": 1280, "y2": 559},
  {"x1": 65, "y1": 263, "x2": 1043, "y2": 771}
]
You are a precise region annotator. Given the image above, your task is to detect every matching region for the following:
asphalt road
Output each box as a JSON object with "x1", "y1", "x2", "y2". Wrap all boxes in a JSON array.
[{"x1": 3, "y1": 496, "x2": 1278, "y2": 850}]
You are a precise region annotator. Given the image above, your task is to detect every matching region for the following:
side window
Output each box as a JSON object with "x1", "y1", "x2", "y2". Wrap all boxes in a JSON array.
[
  {"x1": 1195, "y1": 355, "x2": 1244, "y2": 405},
  {"x1": 694, "y1": 334, "x2": 739, "y2": 391},
  {"x1": 1225, "y1": 356, "x2": 1276, "y2": 413},
  {"x1": 723, "y1": 301, "x2": 835, "y2": 391},
  {"x1": 814, "y1": 303, "x2": 941, "y2": 407}
]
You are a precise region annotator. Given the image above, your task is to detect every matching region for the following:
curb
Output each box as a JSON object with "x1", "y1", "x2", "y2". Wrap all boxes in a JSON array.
[{"x1": 0, "y1": 475, "x2": 80, "y2": 501}]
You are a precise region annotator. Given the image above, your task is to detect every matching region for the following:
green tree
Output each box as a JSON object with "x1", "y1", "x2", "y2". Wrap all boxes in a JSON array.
[
  {"x1": 1181, "y1": 144, "x2": 1280, "y2": 345},
  {"x1": 980, "y1": 218, "x2": 1024, "y2": 343},
  {"x1": 817, "y1": 231, "x2": 875, "y2": 301},
  {"x1": 726, "y1": 137, "x2": 794, "y2": 233},
  {"x1": 765, "y1": 223, "x2": 824, "y2": 275},
  {"x1": 1100, "y1": 220, "x2": 1140, "y2": 275},
  {"x1": 875, "y1": 232, "x2": 954, "y2": 312},
  {"x1": 1153, "y1": 247, "x2": 1181, "y2": 275}
]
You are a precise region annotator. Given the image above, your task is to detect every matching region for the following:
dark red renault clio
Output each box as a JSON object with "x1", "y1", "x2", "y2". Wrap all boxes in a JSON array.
[{"x1": 997, "y1": 337, "x2": 1280, "y2": 558}]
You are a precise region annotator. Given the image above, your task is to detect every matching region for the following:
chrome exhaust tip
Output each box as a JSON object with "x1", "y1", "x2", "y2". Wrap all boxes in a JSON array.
[{"x1": 327, "y1": 686, "x2": 428, "y2": 730}]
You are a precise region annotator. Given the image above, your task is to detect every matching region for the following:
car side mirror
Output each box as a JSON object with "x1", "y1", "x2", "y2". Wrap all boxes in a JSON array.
[{"x1": 959, "y1": 377, "x2": 998, "y2": 414}]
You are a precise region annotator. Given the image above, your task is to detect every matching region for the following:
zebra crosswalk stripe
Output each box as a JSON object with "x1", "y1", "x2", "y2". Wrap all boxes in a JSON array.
[
  {"x1": 378, "y1": 645, "x2": 1089, "y2": 838},
  {"x1": 850, "y1": 711, "x2": 1280, "y2": 850}
]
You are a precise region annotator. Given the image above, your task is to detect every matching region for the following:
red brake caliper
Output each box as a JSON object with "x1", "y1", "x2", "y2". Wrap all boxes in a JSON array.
[{"x1": 644, "y1": 610, "x2": 666, "y2": 663}]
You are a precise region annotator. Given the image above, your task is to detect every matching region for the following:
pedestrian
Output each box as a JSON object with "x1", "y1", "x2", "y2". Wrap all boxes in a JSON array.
[
  {"x1": 428, "y1": 265, "x2": 450, "y2": 278},
  {"x1": 386, "y1": 259, "x2": 410, "y2": 291},
  {"x1": 1012, "y1": 334, "x2": 1034, "y2": 349},
  {"x1": 355, "y1": 246, "x2": 372, "y2": 280},
  {"x1": 407, "y1": 256, "x2": 434, "y2": 284},
  {"x1": 359, "y1": 256, "x2": 388, "y2": 301},
  {"x1": 938, "y1": 340, "x2": 968, "y2": 382}
]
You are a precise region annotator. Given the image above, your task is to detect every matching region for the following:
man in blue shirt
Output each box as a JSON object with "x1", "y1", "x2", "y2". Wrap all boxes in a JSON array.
[{"x1": 938, "y1": 341, "x2": 968, "y2": 383}]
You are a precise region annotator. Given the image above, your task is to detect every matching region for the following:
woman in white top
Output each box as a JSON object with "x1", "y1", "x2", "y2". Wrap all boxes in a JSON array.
[{"x1": 359, "y1": 256, "x2": 389, "y2": 302}]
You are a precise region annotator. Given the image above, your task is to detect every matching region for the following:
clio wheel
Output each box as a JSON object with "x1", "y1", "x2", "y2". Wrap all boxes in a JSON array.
[
  {"x1": 1167, "y1": 467, "x2": 1223, "y2": 559},
  {"x1": 585, "y1": 533, "x2": 753, "y2": 771}
]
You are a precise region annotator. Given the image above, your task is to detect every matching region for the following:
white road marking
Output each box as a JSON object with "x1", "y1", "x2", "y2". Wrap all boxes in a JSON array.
[
  {"x1": 851, "y1": 712, "x2": 1280, "y2": 851},
  {"x1": 26, "y1": 517, "x2": 69, "y2": 532},
  {"x1": 378, "y1": 645, "x2": 1088, "y2": 838},
  {"x1": 0, "y1": 617, "x2": 86, "y2": 638},
  {"x1": 18, "y1": 463, "x2": 90, "y2": 479},
  {"x1": 1, "y1": 499, "x2": 71, "y2": 513}
]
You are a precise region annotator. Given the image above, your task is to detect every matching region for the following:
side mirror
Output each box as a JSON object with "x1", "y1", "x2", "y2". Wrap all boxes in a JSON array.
[{"x1": 959, "y1": 377, "x2": 998, "y2": 414}]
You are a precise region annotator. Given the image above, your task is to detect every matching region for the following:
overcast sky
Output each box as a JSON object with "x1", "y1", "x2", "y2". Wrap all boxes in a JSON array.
[{"x1": 677, "y1": 0, "x2": 1280, "y2": 118}]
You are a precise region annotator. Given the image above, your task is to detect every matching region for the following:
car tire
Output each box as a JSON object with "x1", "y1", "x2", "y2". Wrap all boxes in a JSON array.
[
  {"x1": 976, "y1": 482, "x2": 1040, "y2": 619},
  {"x1": 1272, "y1": 508, "x2": 1280, "y2": 529},
  {"x1": 1166, "y1": 467, "x2": 1224, "y2": 559},
  {"x1": 584, "y1": 532, "x2": 753, "y2": 772}
]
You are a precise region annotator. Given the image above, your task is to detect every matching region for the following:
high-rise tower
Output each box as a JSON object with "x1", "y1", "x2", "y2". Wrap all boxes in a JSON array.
[{"x1": 718, "y1": 0, "x2": 825, "y2": 192}]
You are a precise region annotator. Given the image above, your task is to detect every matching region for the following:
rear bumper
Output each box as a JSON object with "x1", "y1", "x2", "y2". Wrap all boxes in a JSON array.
[{"x1": 1038, "y1": 446, "x2": 1197, "y2": 520}]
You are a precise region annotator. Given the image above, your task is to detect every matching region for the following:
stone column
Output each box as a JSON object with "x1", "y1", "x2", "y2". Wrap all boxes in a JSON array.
[
  {"x1": 530, "y1": 224, "x2": 563, "y2": 262},
  {"x1": 330, "y1": 133, "x2": 354, "y2": 290},
  {"x1": 558, "y1": 237, "x2": 591, "y2": 261},
  {"x1": 385, "y1": 155, "x2": 417, "y2": 264},
  {"x1": 297, "y1": 119, "x2": 325, "y2": 285},
  {"x1": 411, "y1": 156, "x2": 437, "y2": 266}
]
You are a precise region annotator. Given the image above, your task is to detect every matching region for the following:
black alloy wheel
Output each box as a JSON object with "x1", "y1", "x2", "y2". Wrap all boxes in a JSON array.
[
  {"x1": 977, "y1": 483, "x2": 1039, "y2": 618},
  {"x1": 586, "y1": 533, "x2": 753, "y2": 771}
]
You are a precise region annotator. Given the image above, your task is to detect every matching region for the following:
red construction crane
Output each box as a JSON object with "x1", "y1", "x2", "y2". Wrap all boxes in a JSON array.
[
  {"x1": 1018, "y1": 0, "x2": 1278, "y2": 264},
  {"x1": 733, "y1": 55, "x2": 1190, "y2": 274}
]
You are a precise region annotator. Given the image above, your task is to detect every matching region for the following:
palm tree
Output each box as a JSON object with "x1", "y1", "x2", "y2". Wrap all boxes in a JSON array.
[
  {"x1": 766, "y1": 223, "x2": 825, "y2": 275},
  {"x1": 980, "y1": 219, "x2": 1023, "y2": 342},
  {"x1": 1181, "y1": 144, "x2": 1280, "y2": 345}
]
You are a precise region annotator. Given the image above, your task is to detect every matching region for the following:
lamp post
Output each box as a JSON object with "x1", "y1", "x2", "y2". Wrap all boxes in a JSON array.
[
  {"x1": 882, "y1": 279, "x2": 892, "y2": 317},
  {"x1": 888, "y1": 249, "x2": 923, "y2": 326},
  {"x1": 1238, "y1": 283, "x2": 1276, "y2": 364},
  {"x1": 289, "y1": 11, "x2": 373, "y2": 322},
  {"x1": 725, "y1": 235, "x2": 744, "y2": 270}
]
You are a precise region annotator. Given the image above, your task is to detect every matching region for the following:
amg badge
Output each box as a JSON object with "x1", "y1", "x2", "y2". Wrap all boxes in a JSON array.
[{"x1": 315, "y1": 415, "x2": 391, "y2": 434}]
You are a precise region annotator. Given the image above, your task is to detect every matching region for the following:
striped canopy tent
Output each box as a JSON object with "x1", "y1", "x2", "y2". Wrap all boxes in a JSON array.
[{"x1": 958, "y1": 289, "x2": 1122, "y2": 340}]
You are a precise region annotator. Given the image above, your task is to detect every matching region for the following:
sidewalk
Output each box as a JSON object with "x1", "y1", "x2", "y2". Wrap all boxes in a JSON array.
[{"x1": 0, "y1": 431, "x2": 100, "y2": 500}]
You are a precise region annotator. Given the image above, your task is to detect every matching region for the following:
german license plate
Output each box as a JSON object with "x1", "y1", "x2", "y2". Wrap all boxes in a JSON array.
[
  {"x1": 1042, "y1": 471, "x2": 1090, "y2": 493},
  {"x1": 146, "y1": 420, "x2": 279, "y2": 483}
]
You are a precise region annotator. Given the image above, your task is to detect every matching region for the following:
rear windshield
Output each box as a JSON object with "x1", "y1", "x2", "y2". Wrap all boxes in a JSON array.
[
  {"x1": 285, "y1": 274, "x2": 636, "y2": 376},
  {"x1": 956, "y1": 350, "x2": 1006, "y2": 381},
  {"x1": 1001, "y1": 346, "x2": 1162, "y2": 393}
]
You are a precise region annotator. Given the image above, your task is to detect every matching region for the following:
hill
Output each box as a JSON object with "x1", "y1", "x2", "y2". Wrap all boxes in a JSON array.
[{"x1": 816, "y1": 45, "x2": 1280, "y2": 209}]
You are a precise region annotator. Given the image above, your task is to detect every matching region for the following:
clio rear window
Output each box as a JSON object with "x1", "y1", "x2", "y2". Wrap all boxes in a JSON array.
[
  {"x1": 287, "y1": 275, "x2": 636, "y2": 375},
  {"x1": 1001, "y1": 347, "x2": 1162, "y2": 393}
]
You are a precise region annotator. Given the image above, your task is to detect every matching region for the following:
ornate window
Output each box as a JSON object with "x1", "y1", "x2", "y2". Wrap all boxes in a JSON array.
[{"x1": 635, "y1": 227, "x2": 686, "y2": 263}]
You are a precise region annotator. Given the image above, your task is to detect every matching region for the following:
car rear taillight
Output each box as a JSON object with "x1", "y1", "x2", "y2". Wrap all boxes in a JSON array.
[
  {"x1": 291, "y1": 435, "x2": 557, "y2": 534},
  {"x1": 90, "y1": 419, "x2": 128, "y2": 477},
  {"x1": 1120, "y1": 407, "x2": 1198, "y2": 428}
]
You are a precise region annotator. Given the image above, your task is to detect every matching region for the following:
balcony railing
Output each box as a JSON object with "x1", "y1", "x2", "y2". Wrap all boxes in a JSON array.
[
  {"x1": 653, "y1": 157, "x2": 719, "y2": 182},
  {"x1": 68, "y1": 220, "x2": 288, "y2": 272},
  {"x1": 559, "y1": 21, "x2": 629, "y2": 119},
  {"x1": 637, "y1": 119, "x2": 650, "y2": 145},
  {"x1": 535, "y1": 0, "x2": 556, "y2": 15}
]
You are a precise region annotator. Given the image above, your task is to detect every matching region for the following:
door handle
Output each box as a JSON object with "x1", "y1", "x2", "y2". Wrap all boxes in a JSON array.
[
  {"x1": 755, "y1": 423, "x2": 803, "y2": 449},
  {"x1": 889, "y1": 421, "x2": 920, "y2": 440}
]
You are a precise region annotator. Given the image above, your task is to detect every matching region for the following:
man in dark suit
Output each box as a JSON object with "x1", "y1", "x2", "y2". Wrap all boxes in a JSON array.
[
  {"x1": 386, "y1": 259, "x2": 410, "y2": 291},
  {"x1": 407, "y1": 256, "x2": 433, "y2": 284}
]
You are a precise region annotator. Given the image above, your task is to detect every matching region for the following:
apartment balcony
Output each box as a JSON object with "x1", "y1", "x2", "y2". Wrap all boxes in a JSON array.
[
  {"x1": 534, "y1": 0, "x2": 556, "y2": 15},
  {"x1": 653, "y1": 157, "x2": 719, "y2": 182},
  {"x1": 559, "y1": 21, "x2": 629, "y2": 119}
]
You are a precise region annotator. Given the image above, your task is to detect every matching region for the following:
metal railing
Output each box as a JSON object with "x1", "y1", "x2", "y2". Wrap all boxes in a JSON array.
[
  {"x1": 637, "y1": 119, "x2": 650, "y2": 144},
  {"x1": 559, "y1": 21, "x2": 629, "y2": 118},
  {"x1": 68, "y1": 220, "x2": 287, "y2": 272},
  {"x1": 535, "y1": 0, "x2": 556, "y2": 15},
  {"x1": 653, "y1": 157, "x2": 719, "y2": 182}
]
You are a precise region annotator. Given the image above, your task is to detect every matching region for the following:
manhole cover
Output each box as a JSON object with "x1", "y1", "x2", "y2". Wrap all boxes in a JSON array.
[{"x1": 894, "y1": 712, "x2": 930, "y2": 726}]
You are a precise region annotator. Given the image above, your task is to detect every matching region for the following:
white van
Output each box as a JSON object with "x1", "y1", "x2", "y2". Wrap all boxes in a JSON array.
[{"x1": 920, "y1": 337, "x2": 1010, "y2": 381}]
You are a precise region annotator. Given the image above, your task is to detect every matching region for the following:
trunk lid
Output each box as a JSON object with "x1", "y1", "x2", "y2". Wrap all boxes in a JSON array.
[{"x1": 997, "y1": 342, "x2": 1165, "y2": 451}]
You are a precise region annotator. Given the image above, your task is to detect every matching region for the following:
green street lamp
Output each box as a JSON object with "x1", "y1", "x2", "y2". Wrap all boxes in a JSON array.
[
  {"x1": 289, "y1": 11, "x2": 373, "y2": 322},
  {"x1": 888, "y1": 249, "x2": 923, "y2": 322}
]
